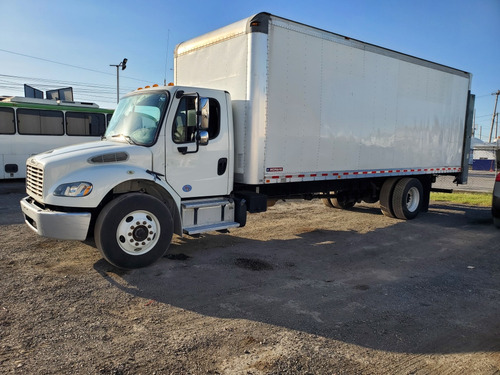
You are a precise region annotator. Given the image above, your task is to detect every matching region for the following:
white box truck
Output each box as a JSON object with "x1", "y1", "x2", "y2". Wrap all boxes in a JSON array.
[{"x1": 20, "y1": 13, "x2": 474, "y2": 269}]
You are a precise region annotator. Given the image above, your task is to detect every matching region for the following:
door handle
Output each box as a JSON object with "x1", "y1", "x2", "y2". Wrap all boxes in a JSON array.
[{"x1": 217, "y1": 158, "x2": 227, "y2": 176}]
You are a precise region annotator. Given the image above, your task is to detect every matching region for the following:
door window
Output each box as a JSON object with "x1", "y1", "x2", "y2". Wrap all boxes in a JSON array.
[{"x1": 173, "y1": 97, "x2": 220, "y2": 144}]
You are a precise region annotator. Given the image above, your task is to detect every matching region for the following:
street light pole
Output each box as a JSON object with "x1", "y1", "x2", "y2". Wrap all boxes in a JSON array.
[{"x1": 110, "y1": 58, "x2": 128, "y2": 104}]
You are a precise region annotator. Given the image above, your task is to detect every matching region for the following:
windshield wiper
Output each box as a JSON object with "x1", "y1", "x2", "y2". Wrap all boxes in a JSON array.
[{"x1": 110, "y1": 134, "x2": 138, "y2": 145}]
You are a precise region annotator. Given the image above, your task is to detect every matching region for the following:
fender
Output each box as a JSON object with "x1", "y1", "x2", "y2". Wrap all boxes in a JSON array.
[{"x1": 44, "y1": 164, "x2": 181, "y2": 211}]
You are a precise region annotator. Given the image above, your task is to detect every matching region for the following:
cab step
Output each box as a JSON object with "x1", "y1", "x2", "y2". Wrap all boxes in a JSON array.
[
  {"x1": 181, "y1": 197, "x2": 240, "y2": 235},
  {"x1": 183, "y1": 222, "x2": 240, "y2": 235}
]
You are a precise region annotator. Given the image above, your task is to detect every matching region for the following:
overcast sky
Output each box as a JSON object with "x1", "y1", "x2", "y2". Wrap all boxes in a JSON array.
[{"x1": 1, "y1": 0, "x2": 498, "y2": 141}]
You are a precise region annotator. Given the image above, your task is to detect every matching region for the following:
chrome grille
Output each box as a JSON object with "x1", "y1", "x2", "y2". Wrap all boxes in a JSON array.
[{"x1": 26, "y1": 164, "x2": 44, "y2": 199}]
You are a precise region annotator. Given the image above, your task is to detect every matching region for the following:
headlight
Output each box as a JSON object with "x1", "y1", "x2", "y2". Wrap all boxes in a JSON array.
[{"x1": 53, "y1": 182, "x2": 93, "y2": 197}]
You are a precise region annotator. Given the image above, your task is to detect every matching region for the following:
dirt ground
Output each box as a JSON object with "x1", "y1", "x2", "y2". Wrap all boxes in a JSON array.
[{"x1": 1, "y1": 181, "x2": 499, "y2": 374}]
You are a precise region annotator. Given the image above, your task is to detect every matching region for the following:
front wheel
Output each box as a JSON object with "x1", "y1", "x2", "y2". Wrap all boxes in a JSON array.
[{"x1": 95, "y1": 193, "x2": 173, "y2": 269}]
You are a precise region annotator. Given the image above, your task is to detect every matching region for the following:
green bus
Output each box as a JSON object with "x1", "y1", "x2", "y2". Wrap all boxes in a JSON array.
[{"x1": 0, "y1": 96, "x2": 113, "y2": 179}]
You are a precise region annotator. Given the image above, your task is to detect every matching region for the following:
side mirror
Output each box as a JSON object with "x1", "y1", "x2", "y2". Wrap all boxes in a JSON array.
[
  {"x1": 197, "y1": 97, "x2": 210, "y2": 130},
  {"x1": 198, "y1": 130, "x2": 209, "y2": 146}
]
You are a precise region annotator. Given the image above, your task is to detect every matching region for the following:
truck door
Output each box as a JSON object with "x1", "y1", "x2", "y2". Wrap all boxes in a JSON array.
[{"x1": 165, "y1": 92, "x2": 231, "y2": 198}]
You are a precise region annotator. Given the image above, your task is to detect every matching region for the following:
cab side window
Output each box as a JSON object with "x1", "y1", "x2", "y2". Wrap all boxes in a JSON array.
[
  {"x1": 173, "y1": 97, "x2": 197, "y2": 143},
  {"x1": 173, "y1": 97, "x2": 220, "y2": 144}
]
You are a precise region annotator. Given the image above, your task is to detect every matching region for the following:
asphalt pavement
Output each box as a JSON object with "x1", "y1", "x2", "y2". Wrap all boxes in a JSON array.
[{"x1": 434, "y1": 170, "x2": 497, "y2": 193}]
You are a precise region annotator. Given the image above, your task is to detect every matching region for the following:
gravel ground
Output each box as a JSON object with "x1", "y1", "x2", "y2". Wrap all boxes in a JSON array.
[{"x1": 0, "y1": 181, "x2": 499, "y2": 374}]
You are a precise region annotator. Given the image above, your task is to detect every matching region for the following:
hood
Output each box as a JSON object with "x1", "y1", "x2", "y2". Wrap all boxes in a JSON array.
[{"x1": 29, "y1": 140, "x2": 153, "y2": 188}]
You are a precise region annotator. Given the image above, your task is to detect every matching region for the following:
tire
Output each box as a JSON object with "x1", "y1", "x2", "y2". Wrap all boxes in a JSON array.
[
  {"x1": 322, "y1": 197, "x2": 334, "y2": 208},
  {"x1": 322, "y1": 192, "x2": 355, "y2": 209},
  {"x1": 95, "y1": 193, "x2": 173, "y2": 269},
  {"x1": 362, "y1": 196, "x2": 379, "y2": 204},
  {"x1": 380, "y1": 178, "x2": 399, "y2": 218},
  {"x1": 391, "y1": 178, "x2": 423, "y2": 220},
  {"x1": 331, "y1": 196, "x2": 355, "y2": 209}
]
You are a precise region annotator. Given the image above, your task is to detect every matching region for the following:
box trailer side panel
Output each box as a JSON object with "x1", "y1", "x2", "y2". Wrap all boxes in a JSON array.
[
  {"x1": 265, "y1": 16, "x2": 471, "y2": 176},
  {"x1": 175, "y1": 13, "x2": 471, "y2": 186}
]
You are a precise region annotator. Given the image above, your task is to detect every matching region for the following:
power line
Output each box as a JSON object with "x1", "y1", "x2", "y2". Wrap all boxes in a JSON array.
[
  {"x1": 0, "y1": 48, "x2": 115, "y2": 76},
  {"x1": 475, "y1": 113, "x2": 495, "y2": 119},
  {"x1": 0, "y1": 78, "x2": 132, "y2": 107},
  {"x1": 0, "y1": 75, "x2": 120, "y2": 92},
  {"x1": 0, "y1": 48, "x2": 150, "y2": 83},
  {"x1": 475, "y1": 93, "x2": 496, "y2": 98},
  {"x1": 0, "y1": 73, "x2": 137, "y2": 96}
]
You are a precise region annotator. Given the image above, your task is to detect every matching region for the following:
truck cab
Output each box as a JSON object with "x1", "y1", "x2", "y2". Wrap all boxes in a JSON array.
[{"x1": 21, "y1": 85, "x2": 244, "y2": 269}]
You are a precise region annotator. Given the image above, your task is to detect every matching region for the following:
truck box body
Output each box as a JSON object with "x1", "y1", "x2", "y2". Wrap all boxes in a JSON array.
[{"x1": 175, "y1": 13, "x2": 472, "y2": 186}]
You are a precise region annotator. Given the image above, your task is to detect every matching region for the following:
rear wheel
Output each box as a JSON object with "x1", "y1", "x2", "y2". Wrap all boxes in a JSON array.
[
  {"x1": 391, "y1": 178, "x2": 423, "y2": 220},
  {"x1": 95, "y1": 193, "x2": 173, "y2": 269},
  {"x1": 380, "y1": 178, "x2": 399, "y2": 218},
  {"x1": 321, "y1": 196, "x2": 334, "y2": 208},
  {"x1": 322, "y1": 192, "x2": 355, "y2": 209}
]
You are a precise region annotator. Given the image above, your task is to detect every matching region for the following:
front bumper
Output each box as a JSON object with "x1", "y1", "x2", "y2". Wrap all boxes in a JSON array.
[{"x1": 20, "y1": 196, "x2": 91, "y2": 241}]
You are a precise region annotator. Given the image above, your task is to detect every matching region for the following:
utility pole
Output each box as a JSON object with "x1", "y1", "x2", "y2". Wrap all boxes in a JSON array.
[
  {"x1": 489, "y1": 90, "x2": 500, "y2": 143},
  {"x1": 496, "y1": 112, "x2": 499, "y2": 140},
  {"x1": 110, "y1": 58, "x2": 128, "y2": 104},
  {"x1": 472, "y1": 109, "x2": 476, "y2": 138},
  {"x1": 164, "y1": 29, "x2": 170, "y2": 86}
]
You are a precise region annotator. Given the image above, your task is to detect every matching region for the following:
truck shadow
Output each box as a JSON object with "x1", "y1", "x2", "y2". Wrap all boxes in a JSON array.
[{"x1": 94, "y1": 204, "x2": 500, "y2": 355}]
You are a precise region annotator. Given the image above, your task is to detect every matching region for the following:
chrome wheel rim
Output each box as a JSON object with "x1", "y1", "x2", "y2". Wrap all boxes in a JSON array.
[{"x1": 116, "y1": 210, "x2": 160, "y2": 256}]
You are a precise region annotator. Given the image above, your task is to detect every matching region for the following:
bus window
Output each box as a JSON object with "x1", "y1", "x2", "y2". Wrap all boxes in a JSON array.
[
  {"x1": 0, "y1": 108, "x2": 15, "y2": 134},
  {"x1": 18, "y1": 109, "x2": 64, "y2": 135},
  {"x1": 66, "y1": 112, "x2": 106, "y2": 136}
]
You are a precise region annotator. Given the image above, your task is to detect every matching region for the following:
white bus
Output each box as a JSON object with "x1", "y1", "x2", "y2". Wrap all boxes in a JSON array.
[{"x1": 0, "y1": 96, "x2": 113, "y2": 179}]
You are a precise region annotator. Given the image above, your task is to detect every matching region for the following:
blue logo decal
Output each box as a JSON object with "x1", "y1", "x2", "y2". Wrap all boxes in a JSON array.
[{"x1": 182, "y1": 185, "x2": 192, "y2": 192}]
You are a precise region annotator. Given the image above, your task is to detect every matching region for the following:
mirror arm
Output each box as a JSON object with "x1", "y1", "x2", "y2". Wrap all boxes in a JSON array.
[{"x1": 177, "y1": 143, "x2": 200, "y2": 155}]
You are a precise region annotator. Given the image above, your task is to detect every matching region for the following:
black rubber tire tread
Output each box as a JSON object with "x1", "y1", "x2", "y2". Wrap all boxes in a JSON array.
[
  {"x1": 379, "y1": 178, "x2": 399, "y2": 218},
  {"x1": 362, "y1": 196, "x2": 379, "y2": 204},
  {"x1": 322, "y1": 197, "x2": 334, "y2": 208},
  {"x1": 391, "y1": 177, "x2": 423, "y2": 220},
  {"x1": 95, "y1": 193, "x2": 173, "y2": 269},
  {"x1": 330, "y1": 197, "x2": 355, "y2": 210},
  {"x1": 322, "y1": 192, "x2": 355, "y2": 210}
]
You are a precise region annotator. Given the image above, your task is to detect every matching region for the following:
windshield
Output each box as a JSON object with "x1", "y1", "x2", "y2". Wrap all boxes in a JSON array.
[{"x1": 105, "y1": 91, "x2": 169, "y2": 145}]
